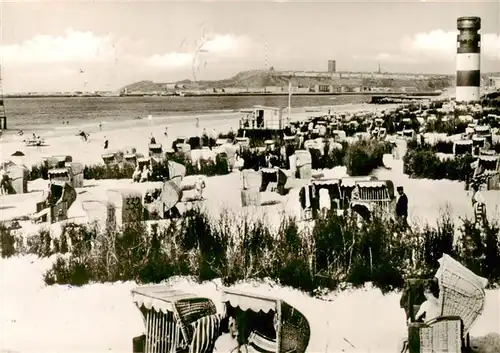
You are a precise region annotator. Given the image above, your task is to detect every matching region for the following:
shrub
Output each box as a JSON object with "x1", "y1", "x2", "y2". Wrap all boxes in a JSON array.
[
  {"x1": 26, "y1": 228, "x2": 54, "y2": 258},
  {"x1": 343, "y1": 139, "x2": 392, "y2": 176},
  {"x1": 29, "y1": 163, "x2": 49, "y2": 180},
  {"x1": 43, "y1": 256, "x2": 91, "y2": 286},
  {"x1": 36, "y1": 206, "x2": 500, "y2": 292},
  {"x1": 403, "y1": 143, "x2": 474, "y2": 181},
  {"x1": 84, "y1": 164, "x2": 135, "y2": 180}
]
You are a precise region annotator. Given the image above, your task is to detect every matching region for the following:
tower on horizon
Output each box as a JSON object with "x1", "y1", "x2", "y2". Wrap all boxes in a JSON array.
[
  {"x1": 328, "y1": 60, "x2": 336, "y2": 73},
  {"x1": 456, "y1": 16, "x2": 481, "y2": 102}
]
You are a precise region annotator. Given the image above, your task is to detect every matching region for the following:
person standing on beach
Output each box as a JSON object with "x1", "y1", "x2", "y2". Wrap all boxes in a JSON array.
[
  {"x1": 164, "y1": 126, "x2": 168, "y2": 138},
  {"x1": 196, "y1": 117, "x2": 200, "y2": 128},
  {"x1": 395, "y1": 186, "x2": 408, "y2": 229},
  {"x1": 103, "y1": 137, "x2": 109, "y2": 150}
]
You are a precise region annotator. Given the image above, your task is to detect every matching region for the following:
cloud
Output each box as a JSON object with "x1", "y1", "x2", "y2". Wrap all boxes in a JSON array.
[
  {"x1": 358, "y1": 29, "x2": 500, "y2": 64},
  {"x1": 1, "y1": 28, "x2": 115, "y2": 65},
  {"x1": 146, "y1": 52, "x2": 194, "y2": 68},
  {"x1": 145, "y1": 33, "x2": 255, "y2": 69}
]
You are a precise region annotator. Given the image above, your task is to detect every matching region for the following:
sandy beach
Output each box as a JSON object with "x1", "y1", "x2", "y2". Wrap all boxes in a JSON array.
[
  {"x1": 1, "y1": 101, "x2": 499, "y2": 353},
  {"x1": 0, "y1": 254, "x2": 498, "y2": 353},
  {"x1": 1, "y1": 103, "x2": 397, "y2": 166}
]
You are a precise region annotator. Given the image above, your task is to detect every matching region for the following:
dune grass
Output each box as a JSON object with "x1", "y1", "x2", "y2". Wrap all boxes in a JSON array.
[{"x1": 2, "y1": 207, "x2": 498, "y2": 294}]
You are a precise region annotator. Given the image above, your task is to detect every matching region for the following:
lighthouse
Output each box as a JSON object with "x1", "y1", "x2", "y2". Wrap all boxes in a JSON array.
[{"x1": 456, "y1": 16, "x2": 481, "y2": 102}]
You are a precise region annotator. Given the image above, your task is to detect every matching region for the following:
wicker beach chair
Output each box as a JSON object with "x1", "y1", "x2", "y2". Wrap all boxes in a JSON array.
[
  {"x1": 222, "y1": 289, "x2": 310, "y2": 353},
  {"x1": 403, "y1": 254, "x2": 488, "y2": 353},
  {"x1": 131, "y1": 286, "x2": 218, "y2": 353}
]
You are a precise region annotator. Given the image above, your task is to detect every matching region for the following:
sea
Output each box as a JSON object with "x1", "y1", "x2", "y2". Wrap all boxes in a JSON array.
[{"x1": 3, "y1": 95, "x2": 370, "y2": 132}]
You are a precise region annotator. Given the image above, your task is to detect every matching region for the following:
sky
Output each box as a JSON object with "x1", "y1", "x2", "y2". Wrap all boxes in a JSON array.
[{"x1": 1, "y1": 0, "x2": 499, "y2": 93}]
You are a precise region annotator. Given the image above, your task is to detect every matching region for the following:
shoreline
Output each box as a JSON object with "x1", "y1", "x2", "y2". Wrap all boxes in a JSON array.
[
  {"x1": 0, "y1": 102, "x2": 398, "y2": 145},
  {"x1": 4, "y1": 91, "x2": 442, "y2": 99}
]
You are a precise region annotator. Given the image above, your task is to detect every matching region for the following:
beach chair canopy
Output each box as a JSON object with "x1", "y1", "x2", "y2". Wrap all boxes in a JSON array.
[
  {"x1": 477, "y1": 155, "x2": 499, "y2": 171},
  {"x1": 223, "y1": 289, "x2": 280, "y2": 314},
  {"x1": 435, "y1": 254, "x2": 488, "y2": 335},
  {"x1": 48, "y1": 168, "x2": 70, "y2": 177},
  {"x1": 124, "y1": 153, "x2": 137, "y2": 161},
  {"x1": 312, "y1": 177, "x2": 341, "y2": 185},
  {"x1": 260, "y1": 167, "x2": 278, "y2": 175},
  {"x1": 474, "y1": 125, "x2": 490, "y2": 134},
  {"x1": 149, "y1": 144, "x2": 162, "y2": 152},
  {"x1": 138, "y1": 157, "x2": 151, "y2": 164},
  {"x1": 356, "y1": 180, "x2": 388, "y2": 189},
  {"x1": 340, "y1": 176, "x2": 374, "y2": 188},
  {"x1": 454, "y1": 139, "x2": 473, "y2": 146},
  {"x1": 132, "y1": 286, "x2": 214, "y2": 315}
]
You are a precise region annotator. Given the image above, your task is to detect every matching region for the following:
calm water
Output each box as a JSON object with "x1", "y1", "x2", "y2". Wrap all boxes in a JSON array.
[{"x1": 3, "y1": 95, "x2": 370, "y2": 130}]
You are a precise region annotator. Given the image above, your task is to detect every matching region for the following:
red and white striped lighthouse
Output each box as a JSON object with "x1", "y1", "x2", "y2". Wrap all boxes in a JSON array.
[{"x1": 456, "y1": 16, "x2": 481, "y2": 102}]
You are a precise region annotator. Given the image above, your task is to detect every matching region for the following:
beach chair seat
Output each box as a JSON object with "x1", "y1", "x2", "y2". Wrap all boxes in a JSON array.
[
  {"x1": 247, "y1": 331, "x2": 296, "y2": 353},
  {"x1": 248, "y1": 331, "x2": 278, "y2": 353},
  {"x1": 266, "y1": 181, "x2": 278, "y2": 193},
  {"x1": 187, "y1": 313, "x2": 223, "y2": 353},
  {"x1": 407, "y1": 315, "x2": 464, "y2": 353}
]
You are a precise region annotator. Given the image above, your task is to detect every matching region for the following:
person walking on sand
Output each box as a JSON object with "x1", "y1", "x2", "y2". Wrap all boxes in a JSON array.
[
  {"x1": 471, "y1": 182, "x2": 487, "y2": 227},
  {"x1": 395, "y1": 186, "x2": 408, "y2": 229},
  {"x1": 78, "y1": 130, "x2": 88, "y2": 142},
  {"x1": 103, "y1": 137, "x2": 109, "y2": 150},
  {"x1": 164, "y1": 126, "x2": 168, "y2": 138},
  {"x1": 196, "y1": 117, "x2": 200, "y2": 129}
]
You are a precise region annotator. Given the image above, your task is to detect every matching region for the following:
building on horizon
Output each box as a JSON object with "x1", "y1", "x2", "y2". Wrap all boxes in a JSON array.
[{"x1": 328, "y1": 60, "x2": 336, "y2": 73}]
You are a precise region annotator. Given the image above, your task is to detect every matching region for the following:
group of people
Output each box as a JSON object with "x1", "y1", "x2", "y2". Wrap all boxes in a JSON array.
[{"x1": 132, "y1": 164, "x2": 152, "y2": 183}]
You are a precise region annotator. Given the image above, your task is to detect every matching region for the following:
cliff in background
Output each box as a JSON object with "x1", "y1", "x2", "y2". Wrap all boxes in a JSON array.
[{"x1": 121, "y1": 69, "x2": 461, "y2": 93}]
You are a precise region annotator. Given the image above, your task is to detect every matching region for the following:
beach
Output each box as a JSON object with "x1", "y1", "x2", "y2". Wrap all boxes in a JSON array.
[
  {"x1": 0, "y1": 103, "x2": 398, "y2": 166},
  {"x1": 1, "y1": 101, "x2": 499, "y2": 353}
]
